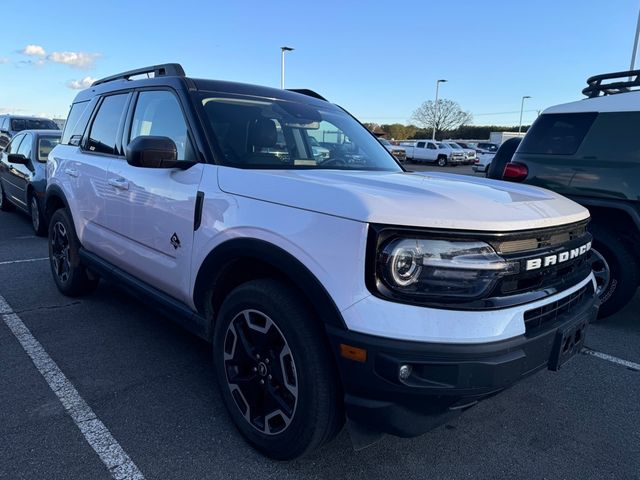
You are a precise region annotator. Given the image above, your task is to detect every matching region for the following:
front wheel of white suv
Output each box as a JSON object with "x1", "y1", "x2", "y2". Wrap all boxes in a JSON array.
[
  {"x1": 48, "y1": 208, "x2": 99, "y2": 296},
  {"x1": 212, "y1": 279, "x2": 344, "y2": 460}
]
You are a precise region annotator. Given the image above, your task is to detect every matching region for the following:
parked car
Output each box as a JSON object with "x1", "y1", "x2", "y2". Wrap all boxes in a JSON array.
[
  {"x1": 501, "y1": 69, "x2": 640, "y2": 317},
  {"x1": 46, "y1": 63, "x2": 597, "y2": 459},
  {"x1": 0, "y1": 130, "x2": 61, "y2": 235},
  {"x1": 308, "y1": 136, "x2": 331, "y2": 161},
  {"x1": 378, "y1": 138, "x2": 406, "y2": 162},
  {"x1": 402, "y1": 140, "x2": 465, "y2": 166},
  {"x1": 486, "y1": 137, "x2": 522, "y2": 179},
  {"x1": 443, "y1": 141, "x2": 475, "y2": 164},
  {"x1": 475, "y1": 142, "x2": 499, "y2": 154},
  {"x1": 0, "y1": 115, "x2": 59, "y2": 150},
  {"x1": 472, "y1": 151, "x2": 495, "y2": 174}
]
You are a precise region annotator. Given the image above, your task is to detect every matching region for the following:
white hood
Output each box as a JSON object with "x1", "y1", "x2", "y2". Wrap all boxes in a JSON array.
[{"x1": 217, "y1": 169, "x2": 589, "y2": 232}]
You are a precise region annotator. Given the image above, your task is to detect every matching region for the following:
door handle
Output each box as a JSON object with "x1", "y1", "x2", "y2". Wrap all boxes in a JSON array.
[
  {"x1": 108, "y1": 178, "x2": 129, "y2": 190},
  {"x1": 64, "y1": 168, "x2": 79, "y2": 177}
]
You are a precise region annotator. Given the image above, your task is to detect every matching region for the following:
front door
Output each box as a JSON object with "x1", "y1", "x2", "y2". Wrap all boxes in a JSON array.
[{"x1": 103, "y1": 89, "x2": 203, "y2": 303}]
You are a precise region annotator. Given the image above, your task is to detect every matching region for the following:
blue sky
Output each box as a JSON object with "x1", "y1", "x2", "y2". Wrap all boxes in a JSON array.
[{"x1": 1, "y1": 0, "x2": 638, "y2": 126}]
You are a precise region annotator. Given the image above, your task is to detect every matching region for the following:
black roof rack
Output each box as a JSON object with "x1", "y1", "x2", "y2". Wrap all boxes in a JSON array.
[
  {"x1": 582, "y1": 69, "x2": 640, "y2": 98},
  {"x1": 92, "y1": 63, "x2": 186, "y2": 87},
  {"x1": 286, "y1": 89, "x2": 328, "y2": 101}
]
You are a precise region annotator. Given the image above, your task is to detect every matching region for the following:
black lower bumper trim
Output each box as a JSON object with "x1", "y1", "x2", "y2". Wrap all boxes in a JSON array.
[{"x1": 327, "y1": 296, "x2": 598, "y2": 437}]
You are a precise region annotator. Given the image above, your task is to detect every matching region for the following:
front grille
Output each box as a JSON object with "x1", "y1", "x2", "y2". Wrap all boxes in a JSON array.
[
  {"x1": 496, "y1": 221, "x2": 588, "y2": 254},
  {"x1": 524, "y1": 282, "x2": 593, "y2": 334}
]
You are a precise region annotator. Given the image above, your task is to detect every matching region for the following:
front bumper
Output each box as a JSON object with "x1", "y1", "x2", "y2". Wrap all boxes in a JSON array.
[{"x1": 327, "y1": 290, "x2": 598, "y2": 437}]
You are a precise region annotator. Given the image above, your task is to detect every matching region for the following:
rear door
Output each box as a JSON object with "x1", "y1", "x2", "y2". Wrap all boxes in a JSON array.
[
  {"x1": 63, "y1": 93, "x2": 130, "y2": 250},
  {"x1": 414, "y1": 141, "x2": 427, "y2": 161},
  {"x1": 103, "y1": 89, "x2": 204, "y2": 302}
]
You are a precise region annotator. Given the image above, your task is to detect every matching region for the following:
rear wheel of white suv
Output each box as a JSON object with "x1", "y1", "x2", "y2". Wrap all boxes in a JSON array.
[
  {"x1": 212, "y1": 279, "x2": 343, "y2": 459},
  {"x1": 48, "y1": 208, "x2": 99, "y2": 296}
]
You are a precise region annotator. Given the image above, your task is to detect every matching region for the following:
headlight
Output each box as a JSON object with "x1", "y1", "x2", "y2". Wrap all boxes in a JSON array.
[{"x1": 375, "y1": 237, "x2": 519, "y2": 303}]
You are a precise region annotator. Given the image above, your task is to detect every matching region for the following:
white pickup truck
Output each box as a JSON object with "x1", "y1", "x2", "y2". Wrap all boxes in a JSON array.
[{"x1": 399, "y1": 140, "x2": 466, "y2": 166}]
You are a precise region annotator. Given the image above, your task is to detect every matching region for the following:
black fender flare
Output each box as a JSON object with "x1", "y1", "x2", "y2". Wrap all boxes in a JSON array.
[
  {"x1": 44, "y1": 184, "x2": 71, "y2": 220},
  {"x1": 193, "y1": 238, "x2": 347, "y2": 330}
]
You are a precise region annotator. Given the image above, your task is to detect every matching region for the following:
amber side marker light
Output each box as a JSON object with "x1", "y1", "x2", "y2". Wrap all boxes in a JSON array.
[{"x1": 340, "y1": 344, "x2": 367, "y2": 362}]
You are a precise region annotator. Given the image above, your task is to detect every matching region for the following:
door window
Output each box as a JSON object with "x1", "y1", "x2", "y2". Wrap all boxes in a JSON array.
[
  {"x1": 427, "y1": 143, "x2": 437, "y2": 150},
  {"x1": 87, "y1": 94, "x2": 129, "y2": 155},
  {"x1": 17, "y1": 133, "x2": 32, "y2": 159},
  {"x1": 416, "y1": 141, "x2": 426, "y2": 148},
  {"x1": 5, "y1": 134, "x2": 25, "y2": 154},
  {"x1": 129, "y1": 91, "x2": 194, "y2": 161}
]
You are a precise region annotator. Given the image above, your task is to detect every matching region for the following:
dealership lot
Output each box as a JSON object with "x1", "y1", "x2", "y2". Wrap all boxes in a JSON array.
[{"x1": 1, "y1": 204, "x2": 638, "y2": 479}]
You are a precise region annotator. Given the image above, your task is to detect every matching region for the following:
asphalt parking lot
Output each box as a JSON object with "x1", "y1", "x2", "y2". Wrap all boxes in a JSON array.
[{"x1": 1, "y1": 192, "x2": 639, "y2": 479}]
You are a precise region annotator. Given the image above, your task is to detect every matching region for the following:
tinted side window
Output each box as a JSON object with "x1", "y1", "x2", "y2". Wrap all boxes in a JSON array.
[
  {"x1": 129, "y1": 91, "x2": 194, "y2": 161},
  {"x1": 416, "y1": 141, "x2": 426, "y2": 148},
  {"x1": 87, "y1": 95, "x2": 128, "y2": 155},
  {"x1": 17, "y1": 133, "x2": 32, "y2": 158},
  {"x1": 519, "y1": 113, "x2": 597, "y2": 155},
  {"x1": 6, "y1": 134, "x2": 25, "y2": 154},
  {"x1": 62, "y1": 101, "x2": 91, "y2": 145},
  {"x1": 427, "y1": 142, "x2": 437, "y2": 150},
  {"x1": 577, "y1": 112, "x2": 640, "y2": 163}
]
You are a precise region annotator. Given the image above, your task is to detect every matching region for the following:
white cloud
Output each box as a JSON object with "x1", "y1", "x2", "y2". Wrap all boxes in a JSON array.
[
  {"x1": 48, "y1": 51, "x2": 101, "y2": 69},
  {"x1": 0, "y1": 57, "x2": 9, "y2": 64},
  {"x1": 68, "y1": 76, "x2": 97, "y2": 90},
  {"x1": 21, "y1": 44, "x2": 46, "y2": 57}
]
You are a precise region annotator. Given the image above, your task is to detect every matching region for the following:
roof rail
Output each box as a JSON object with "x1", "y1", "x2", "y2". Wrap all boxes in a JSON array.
[
  {"x1": 582, "y1": 69, "x2": 640, "y2": 98},
  {"x1": 92, "y1": 63, "x2": 186, "y2": 87},
  {"x1": 286, "y1": 89, "x2": 328, "y2": 101}
]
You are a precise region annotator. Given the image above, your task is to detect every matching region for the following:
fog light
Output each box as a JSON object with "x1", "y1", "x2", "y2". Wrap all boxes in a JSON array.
[{"x1": 399, "y1": 364, "x2": 412, "y2": 381}]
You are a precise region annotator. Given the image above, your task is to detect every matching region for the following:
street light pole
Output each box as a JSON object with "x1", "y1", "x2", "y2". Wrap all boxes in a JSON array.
[
  {"x1": 432, "y1": 79, "x2": 447, "y2": 140},
  {"x1": 632, "y1": 8, "x2": 640, "y2": 71},
  {"x1": 519, "y1": 95, "x2": 531, "y2": 134},
  {"x1": 280, "y1": 46, "x2": 294, "y2": 89}
]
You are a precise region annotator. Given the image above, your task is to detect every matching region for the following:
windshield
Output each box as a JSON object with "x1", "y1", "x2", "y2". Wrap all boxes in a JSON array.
[
  {"x1": 11, "y1": 118, "x2": 59, "y2": 132},
  {"x1": 448, "y1": 143, "x2": 462, "y2": 149},
  {"x1": 379, "y1": 138, "x2": 391, "y2": 146},
  {"x1": 437, "y1": 143, "x2": 448, "y2": 149},
  {"x1": 200, "y1": 94, "x2": 402, "y2": 171}
]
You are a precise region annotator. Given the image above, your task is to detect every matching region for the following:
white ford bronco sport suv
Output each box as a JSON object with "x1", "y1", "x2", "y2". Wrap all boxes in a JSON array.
[{"x1": 46, "y1": 64, "x2": 598, "y2": 460}]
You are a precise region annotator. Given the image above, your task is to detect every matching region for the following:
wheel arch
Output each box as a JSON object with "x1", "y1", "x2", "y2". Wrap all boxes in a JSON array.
[
  {"x1": 193, "y1": 238, "x2": 347, "y2": 335},
  {"x1": 44, "y1": 184, "x2": 69, "y2": 221}
]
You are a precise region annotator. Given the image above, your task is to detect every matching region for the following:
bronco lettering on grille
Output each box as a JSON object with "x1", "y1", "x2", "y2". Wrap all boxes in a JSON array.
[{"x1": 525, "y1": 242, "x2": 591, "y2": 271}]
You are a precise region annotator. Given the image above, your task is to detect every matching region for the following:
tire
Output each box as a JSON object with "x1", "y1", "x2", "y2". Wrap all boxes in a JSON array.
[
  {"x1": 0, "y1": 181, "x2": 13, "y2": 212},
  {"x1": 213, "y1": 279, "x2": 343, "y2": 460},
  {"x1": 590, "y1": 224, "x2": 639, "y2": 318},
  {"x1": 437, "y1": 156, "x2": 448, "y2": 167},
  {"x1": 29, "y1": 194, "x2": 46, "y2": 236},
  {"x1": 48, "y1": 208, "x2": 99, "y2": 296}
]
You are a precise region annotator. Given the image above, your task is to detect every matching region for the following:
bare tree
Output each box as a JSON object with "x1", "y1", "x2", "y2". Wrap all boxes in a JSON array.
[{"x1": 411, "y1": 99, "x2": 473, "y2": 138}]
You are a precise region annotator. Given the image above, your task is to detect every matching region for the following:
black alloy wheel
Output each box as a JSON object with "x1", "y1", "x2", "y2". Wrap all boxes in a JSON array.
[
  {"x1": 223, "y1": 309, "x2": 298, "y2": 435},
  {"x1": 50, "y1": 220, "x2": 71, "y2": 284}
]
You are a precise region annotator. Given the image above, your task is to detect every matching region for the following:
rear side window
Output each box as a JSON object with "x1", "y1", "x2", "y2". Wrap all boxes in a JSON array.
[
  {"x1": 62, "y1": 101, "x2": 92, "y2": 145},
  {"x1": 87, "y1": 94, "x2": 128, "y2": 155},
  {"x1": 38, "y1": 136, "x2": 61, "y2": 162},
  {"x1": 416, "y1": 141, "x2": 425, "y2": 148},
  {"x1": 577, "y1": 112, "x2": 640, "y2": 163},
  {"x1": 11, "y1": 118, "x2": 58, "y2": 132},
  {"x1": 519, "y1": 113, "x2": 597, "y2": 155}
]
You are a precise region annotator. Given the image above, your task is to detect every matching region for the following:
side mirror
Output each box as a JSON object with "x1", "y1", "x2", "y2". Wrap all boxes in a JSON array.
[
  {"x1": 126, "y1": 136, "x2": 193, "y2": 169},
  {"x1": 7, "y1": 153, "x2": 28, "y2": 165}
]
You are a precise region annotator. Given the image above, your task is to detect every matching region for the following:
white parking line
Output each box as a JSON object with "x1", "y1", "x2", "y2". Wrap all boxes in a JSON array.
[
  {"x1": 0, "y1": 257, "x2": 48, "y2": 266},
  {"x1": 0, "y1": 294, "x2": 145, "y2": 480},
  {"x1": 582, "y1": 347, "x2": 640, "y2": 371}
]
